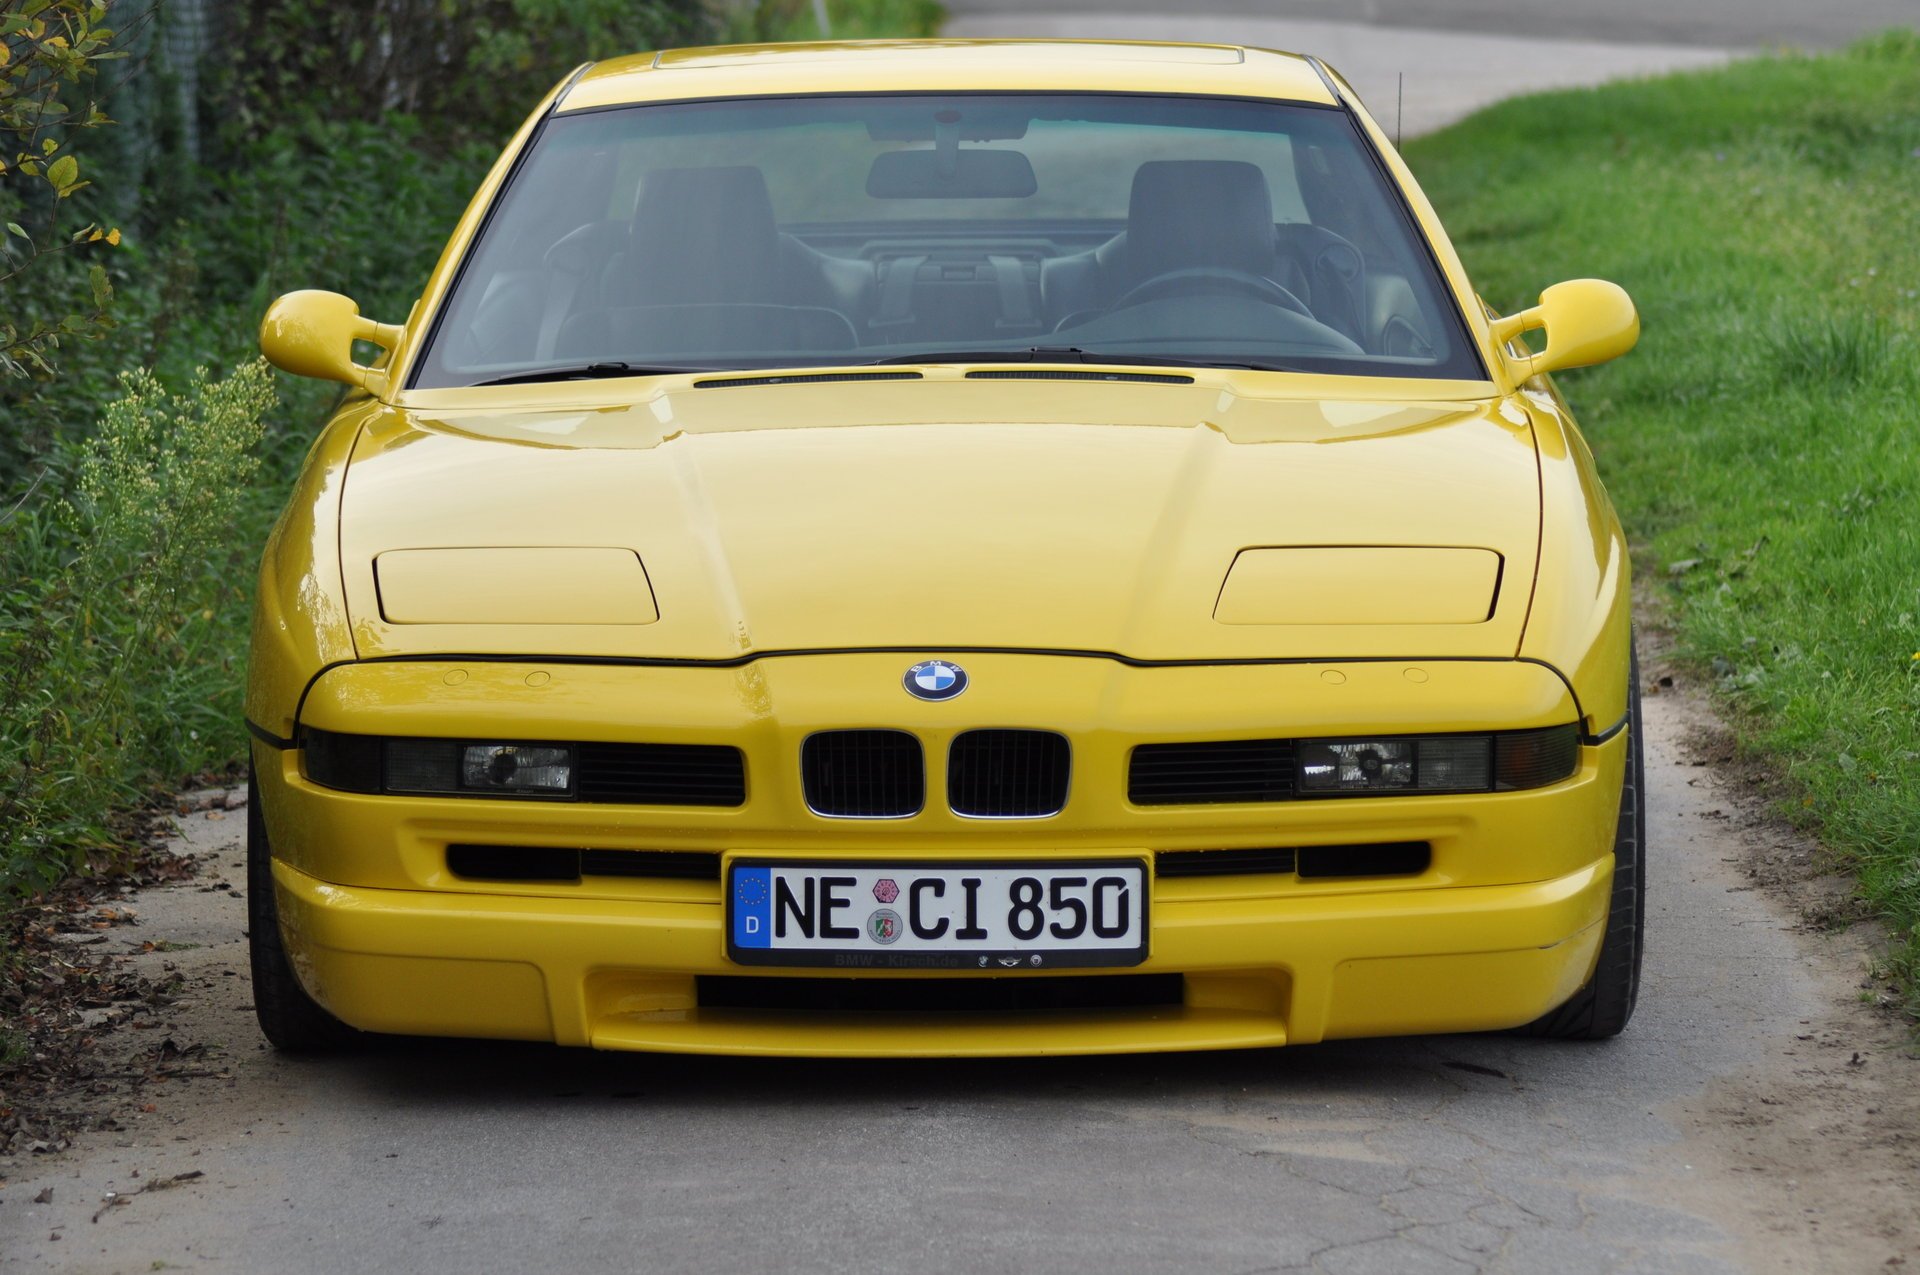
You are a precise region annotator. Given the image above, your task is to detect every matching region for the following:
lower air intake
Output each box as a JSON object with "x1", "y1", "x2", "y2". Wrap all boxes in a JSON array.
[
  {"x1": 447, "y1": 845, "x2": 720, "y2": 881},
  {"x1": 696, "y1": 974, "x2": 1183, "y2": 1014}
]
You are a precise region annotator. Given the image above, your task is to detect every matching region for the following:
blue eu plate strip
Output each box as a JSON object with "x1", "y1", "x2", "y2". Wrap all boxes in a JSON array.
[{"x1": 731, "y1": 866, "x2": 772, "y2": 949}]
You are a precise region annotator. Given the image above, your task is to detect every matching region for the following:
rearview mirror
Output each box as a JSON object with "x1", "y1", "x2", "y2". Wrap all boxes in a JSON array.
[
  {"x1": 1490, "y1": 279, "x2": 1638, "y2": 379},
  {"x1": 259, "y1": 290, "x2": 404, "y2": 392},
  {"x1": 866, "y1": 148, "x2": 1038, "y2": 199}
]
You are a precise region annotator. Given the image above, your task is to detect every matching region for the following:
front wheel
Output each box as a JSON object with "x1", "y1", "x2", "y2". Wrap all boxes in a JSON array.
[
  {"x1": 246, "y1": 768, "x2": 360, "y2": 1052},
  {"x1": 1519, "y1": 642, "x2": 1646, "y2": 1039}
]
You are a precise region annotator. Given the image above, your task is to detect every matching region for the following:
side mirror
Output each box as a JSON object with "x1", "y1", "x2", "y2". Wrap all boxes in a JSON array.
[
  {"x1": 1490, "y1": 279, "x2": 1638, "y2": 380},
  {"x1": 259, "y1": 290, "x2": 404, "y2": 393}
]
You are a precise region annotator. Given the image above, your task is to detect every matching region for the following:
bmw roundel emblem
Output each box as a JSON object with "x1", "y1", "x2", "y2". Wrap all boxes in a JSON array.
[{"x1": 904, "y1": 659, "x2": 968, "y2": 702}]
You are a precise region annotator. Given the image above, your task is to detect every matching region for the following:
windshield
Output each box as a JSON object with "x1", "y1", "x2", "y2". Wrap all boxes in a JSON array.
[{"x1": 409, "y1": 93, "x2": 1484, "y2": 388}]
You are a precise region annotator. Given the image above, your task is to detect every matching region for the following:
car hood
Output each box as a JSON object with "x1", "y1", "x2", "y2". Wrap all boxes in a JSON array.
[{"x1": 337, "y1": 378, "x2": 1541, "y2": 663}]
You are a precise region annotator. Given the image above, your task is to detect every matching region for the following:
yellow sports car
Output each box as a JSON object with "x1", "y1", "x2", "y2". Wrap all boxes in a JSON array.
[{"x1": 248, "y1": 38, "x2": 1642, "y2": 1057}]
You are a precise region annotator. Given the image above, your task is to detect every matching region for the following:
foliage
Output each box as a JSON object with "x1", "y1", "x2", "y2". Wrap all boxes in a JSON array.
[
  {"x1": 726, "y1": 0, "x2": 944, "y2": 42},
  {"x1": 0, "y1": 360, "x2": 275, "y2": 894},
  {"x1": 1408, "y1": 29, "x2": 1920, "y2": 1017},
  {"x1": 0, "y1": 0, "x2": 136, "y2": 377},
  {"x1": 209, "y1": 0, "x2": 712, "y2": 150}
]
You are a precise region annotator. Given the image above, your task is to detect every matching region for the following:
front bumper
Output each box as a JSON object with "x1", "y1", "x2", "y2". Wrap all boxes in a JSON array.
[
  {"x1": 256, "y1": 653, "x2": 1623, "y2": 1055},
  {"x1": 272, "y1": 854, "x2": 1609, "y2": 1055}
]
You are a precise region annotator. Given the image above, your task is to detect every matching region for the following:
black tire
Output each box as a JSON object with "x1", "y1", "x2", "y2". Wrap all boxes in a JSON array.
[
  {"x1": 247, "y1": 767, "x2": 360, "y2": 1052},
  {"x1": 1519, "y1": 641, "x2": 1646, "y2": 1040}
]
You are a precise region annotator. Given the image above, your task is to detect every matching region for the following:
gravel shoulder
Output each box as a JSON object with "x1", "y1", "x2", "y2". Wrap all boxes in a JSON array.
[{"x1": 1, "y1": 657, "x2": 1914, "y2": 1274}]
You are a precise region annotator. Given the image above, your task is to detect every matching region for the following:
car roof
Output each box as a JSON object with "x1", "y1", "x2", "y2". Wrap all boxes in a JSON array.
[{"x1": 559, "y1": 39, "x2": 1341, "y2": 113}]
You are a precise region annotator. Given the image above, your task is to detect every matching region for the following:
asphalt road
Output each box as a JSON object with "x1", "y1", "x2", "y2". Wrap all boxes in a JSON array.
[
  {"x1": 4, "y1": 686, "x2": 1916, "y2": 1273},
  {"x1": 940, "y1": 0, "x2": 1914, "y2": 50}
]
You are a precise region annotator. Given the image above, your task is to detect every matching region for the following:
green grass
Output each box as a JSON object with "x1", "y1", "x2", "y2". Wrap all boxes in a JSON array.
[{"x1": 1406, "y1": 31, "x2": 1920, "y2": 1014}]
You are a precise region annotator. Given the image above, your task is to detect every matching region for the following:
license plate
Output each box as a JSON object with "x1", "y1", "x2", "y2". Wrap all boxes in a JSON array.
[{"x1": 726, "y1": 859, "x2": 1149, "y2": 969}]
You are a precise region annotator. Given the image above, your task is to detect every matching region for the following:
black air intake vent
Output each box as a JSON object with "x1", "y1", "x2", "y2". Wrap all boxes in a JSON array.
[
  {"x1": 1156, "y1": 847, "x2": 1298, "y2": 877},
  {"x1": 964, "y1": 369, "x2": 1193, "y2": 385},
  {"x1": 694, "y1": 371, "x2": 922, "y2": 389},
  {"x1": 447, "y1": 845, "x2": 720, "y2": 881},
  {"x1": 801, "y1": 729, "x2": 924, "y2": 818},
  {"x1": 1128, "y1": 739, "x2": 1296, "y2": 805},
  {"x1": 575, "y1": 742, "x2": 747, "y2": 807},
  {"x1": 1296, "y1": 842, "x2": 1430, "y2": 878},
  {"x1": 697, "y1": 974, "x2": 1182, "y2": 1014},
  {"x1": 949, "y1": 729, "x2": 1070, "y2": 817},
  {"x1": 1155, "y1": 843, "x2": 1431, "y2": 879}
]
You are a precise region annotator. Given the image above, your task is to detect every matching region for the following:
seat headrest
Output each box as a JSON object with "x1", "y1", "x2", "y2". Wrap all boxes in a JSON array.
[
  {"x1": 1126, "y1": 160, "x2": 1277, "y2": 284},
  {"x1": 627, "y1": 166, "x2": 782, "y2": 304}
]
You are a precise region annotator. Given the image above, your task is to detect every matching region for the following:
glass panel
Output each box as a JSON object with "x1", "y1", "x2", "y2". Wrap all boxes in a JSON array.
[{"x1": 413, "y1": 93, "x2": 1483, "y2": 387}]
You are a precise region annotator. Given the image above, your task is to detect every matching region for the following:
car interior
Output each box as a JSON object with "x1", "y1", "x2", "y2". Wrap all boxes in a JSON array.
[{"x1": 417, "y1": 95, "x2": 1478, "y2": 386}]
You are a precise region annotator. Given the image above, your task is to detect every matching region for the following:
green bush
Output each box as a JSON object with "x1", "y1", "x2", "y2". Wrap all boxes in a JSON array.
[
  {"x1": 0, "y1": 0, "x2": 128, "y2": 382},
  {"x1": 0, "y1": 360, "x2": 276, "y2": 894},
  {"x1": 727, "y1": 0, "x2": 945, "y2": 41},
  {"x1": 210, "y1": 0, "x2": 712, "y2": 150}
]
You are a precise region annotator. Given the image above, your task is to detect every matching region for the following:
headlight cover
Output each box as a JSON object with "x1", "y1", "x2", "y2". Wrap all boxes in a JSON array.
[
  {"x1": 304, "y1": 732, "x2": 577, "y2": 799},
  {"x1": 386, "y1": 740, "x2": 573, "y2": 796},
  {"x1": 298, "y1": 729, "x2": 748, "y2": 806},
  {"x1": 1297, "y1": 725, "x2": 1579, "y2": 796},
  {"x1": 1130, "y1": 725, "x2": 1583, "y2": 805}
]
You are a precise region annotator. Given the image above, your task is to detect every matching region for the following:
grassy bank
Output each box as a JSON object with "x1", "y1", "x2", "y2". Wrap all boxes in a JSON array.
[{"x1": 1407, "y1": 31, "x2": 1920, "y2": 1012}]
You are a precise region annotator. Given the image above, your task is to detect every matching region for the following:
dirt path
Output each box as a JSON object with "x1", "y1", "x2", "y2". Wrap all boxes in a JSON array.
[{"x1": 0, "y1": 665, "x2": 1914, "y2": 1274}]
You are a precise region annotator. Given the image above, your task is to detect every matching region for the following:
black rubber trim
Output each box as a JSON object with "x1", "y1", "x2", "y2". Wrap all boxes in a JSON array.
[
  {"x1": 1302, "y1": 54, "x2": 1342, "y2": 101},
  {"x1": 246, "y1": 719, "x2": 295, "y2": 751},
  {"x1": 287, "y1": 651, "x2": 1591, "y2": 741},
  {"x1": 965, "y1": 369, "x2": 1193, "y2": 385},
  {"x1": 1583, "y1": 712, "x2": 1629, "y2": 747},
  {"x1": 551, "y1": 88, "x2": 1350, "y2": 121},
  {"x1": 694, "y1": 371, "x2": 923, "y2": 389}
]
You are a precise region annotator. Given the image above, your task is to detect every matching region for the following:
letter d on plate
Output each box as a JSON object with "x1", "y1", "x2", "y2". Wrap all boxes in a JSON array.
[{"x1": 733, "y1": 867, "x2": 772, "y2": 949}]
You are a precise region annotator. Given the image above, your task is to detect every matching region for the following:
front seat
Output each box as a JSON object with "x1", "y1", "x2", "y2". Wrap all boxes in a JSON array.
[
  {"x1": 554, "y1": 165, "x2": 876, "y2": 358},
  {"x1": 625, "y1": 165, "x2": 789, "y2": 304},
  {"x1": 1038, "y1": 160, "x2": 1365, "y2": 341},
  {"x1": 1040, "y1": 160, "x2": 1282, "y2": 324},
  {"x1": 626, "y1": 166, "x2": 874, "y2": 324}
]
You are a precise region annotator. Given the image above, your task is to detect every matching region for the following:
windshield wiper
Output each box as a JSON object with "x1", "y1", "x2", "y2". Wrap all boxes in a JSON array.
[
  {"x1": 866, "y1": 347, "x2": 1308, "y2": 374},
  {"x1": 470, "y1": 360, "x2": 713, "y2": 387},
  {"x1": 867, "y1": 346, "x2": 1088, "y2": 365}
]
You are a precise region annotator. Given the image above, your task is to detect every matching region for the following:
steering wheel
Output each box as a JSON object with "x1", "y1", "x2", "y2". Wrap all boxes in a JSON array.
[{"x1": 1108, "y1": 266, "x2": 1314, "y2": 319}]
